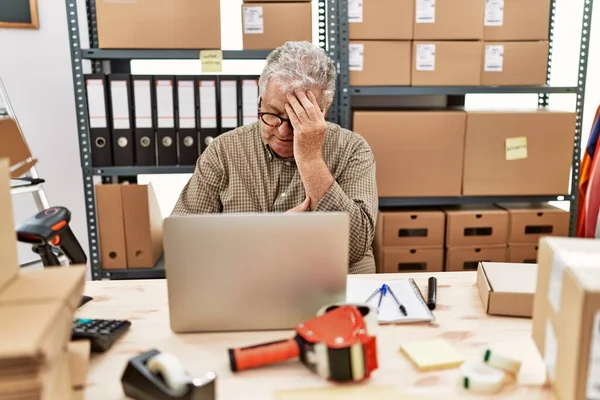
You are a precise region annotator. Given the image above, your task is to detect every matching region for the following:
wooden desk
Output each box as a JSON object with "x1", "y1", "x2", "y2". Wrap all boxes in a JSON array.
[{"x1": 78, "y1": 272, "x2": 553, "y2": 399}]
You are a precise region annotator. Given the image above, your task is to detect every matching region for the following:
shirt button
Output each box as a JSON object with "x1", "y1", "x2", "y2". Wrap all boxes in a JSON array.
[
  {"x1": 281, "y1": 193, "x2": 286, "y2": 197},
  {"x1": 285, "y1": 161, "x2": 291, "y2": 166}
]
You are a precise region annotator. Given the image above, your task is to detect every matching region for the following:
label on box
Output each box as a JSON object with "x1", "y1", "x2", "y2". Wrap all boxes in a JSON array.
[
  {"x1": 348, "y1": 0, "x2": 363, "y2": 23},
  {"x1": 544, "y1": 319, "x2": 558, "y2": 382},
  {"x1": 243, "y1": 6, "x2": 264, "y2": 34},
  {"x1": 416, "y1": 44, "x2": 435, "y2": 71},
  {"x1": 416, "y1": 0, "x2": 435, "y2": 23},
  {"x1": 548, "y1": 252, "x2": 565, "y2": 313},
  {"x1": 349, "y1": 43, "x2": 364, "y2": 71},
  {"x1": 588, "y1": 311, "x2": 600, "y2": 399},
  {"x1": 485, "y1": 45, "x2": 504, "y2": 72},
  {"x1": 505, "y1": 136, "x2": 527, "y2": 160},
  {"x1": 485, "y1": 0, "x2": 504, "y2": 26}
]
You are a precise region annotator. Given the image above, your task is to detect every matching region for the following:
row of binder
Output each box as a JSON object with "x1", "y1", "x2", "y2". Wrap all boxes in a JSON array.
[{"x1": 84, "y1": 74, "x2": 260, "y2": 167}]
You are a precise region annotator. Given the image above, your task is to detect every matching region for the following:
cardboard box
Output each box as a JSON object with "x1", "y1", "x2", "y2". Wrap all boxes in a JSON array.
[
  {"x1": 122, "y1": 184, "x2": 164, "y2": 269},
  {"x1": 350, "y1": 41, "x2": 412, "y2": 86},
  {"x1": 508, "y1": 244, "x2": 539, "y2": 263},
  {"x1": 412, "y1": 41, "x2": 483, "y2": 86},
  {"x1": 531, "y1": 237, "x2": 600, "y2": 357},
  {"x1": 413, "y1": 0, "x2": 484, "y2": 40},
  {"x1": 242, "y1": 3, "x2": 312, "y2": 50},
  {"x1": 377, "y1": 247, "x2": 444, "y2": 274},
  {"x1": 477, "y1": 262, "x2": 537, "y2": 317},
  {"x1": 499, "y1": 203, "x2": 570, "y2": 243},
  {"x1": 96, "y1": 184, "x2": 127, "y2": 270},
  {"x1": 483, "y1": 0, "x2": 551, "y2": 41},
  {"x1": 0, "y1": 118, "x2": 38, "y2": 178},
  {"x1": 96, "y1": 0, "x2": 221, "y2": 49},
  {"x1": 353, "y1": 111, "x2": 466, "y2": 197},
  {"x1": 349, "y1": 0, "x2": 414, "y2": 40},
  {"x1": 545, "y1": 266, "x2": 600, "y2": 400},
  {"x1": 0, "y1": 158, "x2": 86, "y2": 400},
  {"x1": 462, "y1": 110, "x2": 576, "y2": 196},
  {"x1": 445, "y1": 245, "x2": 508, "y2": 272},
  {"x1": 376, "y1": 209, "x2": 445, "y2": 248},
  {"x1": 444, "y1": 205, "x2": 509, "y2": 246},
  {"x1": 481, "y1": 41, "x2": 549, "y2": 86}
]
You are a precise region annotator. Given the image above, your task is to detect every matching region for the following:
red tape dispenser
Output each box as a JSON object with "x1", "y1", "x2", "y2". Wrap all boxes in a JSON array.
[{"x1": 228, "y1": 304, "x2": 378, "y2": 382}]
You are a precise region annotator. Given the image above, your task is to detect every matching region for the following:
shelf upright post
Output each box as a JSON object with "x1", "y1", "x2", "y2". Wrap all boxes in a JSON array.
[{"x1": 64, "y1": 0, "x2": 103, "y2": 280}]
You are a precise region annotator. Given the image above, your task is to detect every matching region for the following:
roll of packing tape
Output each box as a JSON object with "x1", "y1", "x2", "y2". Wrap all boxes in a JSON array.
[
  {"x1": 482, "y1": 349, "x2": 522, "y2": 374},
  {"x1": 460, "y1": 360, "x2": 505, "y2": 394}
]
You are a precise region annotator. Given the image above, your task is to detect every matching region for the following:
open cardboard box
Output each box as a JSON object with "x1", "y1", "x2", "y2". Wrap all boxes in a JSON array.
[{"x1": 0, "y1": 158, "x2": 86, "y2": 397}]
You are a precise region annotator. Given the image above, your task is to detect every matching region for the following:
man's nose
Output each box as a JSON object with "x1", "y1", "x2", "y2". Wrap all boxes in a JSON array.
[{"x1": 278, "y1": 122, "x2": 293, "y2": 136}]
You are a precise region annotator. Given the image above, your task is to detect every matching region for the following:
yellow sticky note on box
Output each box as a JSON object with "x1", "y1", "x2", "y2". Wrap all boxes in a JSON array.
[
  {"x1": 200, "y1": 50, "x2": 223, "y2": 73},
  {"x1": 400, "y1": 339, "x2": 464, "y2": 371},
  {"x1": 505, "y1": 136, "x2": 528, "y2": 161}
]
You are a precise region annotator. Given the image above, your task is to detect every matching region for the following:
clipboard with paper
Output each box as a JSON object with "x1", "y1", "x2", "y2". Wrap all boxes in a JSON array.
[{"x1": 346, "y1": 278, "x2": 435, "y2": 324}]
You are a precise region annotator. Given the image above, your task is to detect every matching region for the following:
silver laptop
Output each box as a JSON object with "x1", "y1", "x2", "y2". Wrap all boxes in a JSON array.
[{"x1": 163, "y1": 212, "x2": 349, "y2": 333}]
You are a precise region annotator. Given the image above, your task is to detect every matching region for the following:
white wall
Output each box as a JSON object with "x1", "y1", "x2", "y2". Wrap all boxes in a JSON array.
[
  {"x1": 0, "y1": 0, "x2": 598, "y2": 269},
  {"x1": 0, "y1": 1, "x2": 89, "y2": 269}
]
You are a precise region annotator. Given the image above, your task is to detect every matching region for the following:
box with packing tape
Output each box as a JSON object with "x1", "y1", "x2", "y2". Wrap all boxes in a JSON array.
[
  {"x1": 531, "y1": 237, "x2": 600, "y2": 400},
  {"x1": 0, "y1": 158, "x2": 86, "y2": 399}
]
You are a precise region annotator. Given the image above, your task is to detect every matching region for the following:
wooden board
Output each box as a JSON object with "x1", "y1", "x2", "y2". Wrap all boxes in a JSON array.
[{"x1": 0, "y1": 0, "x2": 38, "y2": 29}]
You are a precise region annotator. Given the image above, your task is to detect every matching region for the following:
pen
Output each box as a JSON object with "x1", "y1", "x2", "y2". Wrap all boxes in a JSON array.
[
  {"x1": 427, "y1": 277, "x2": 437, "y2": 310},
  {"x1": 385, "y1": 284, "x2": 407, "y2": 316}
]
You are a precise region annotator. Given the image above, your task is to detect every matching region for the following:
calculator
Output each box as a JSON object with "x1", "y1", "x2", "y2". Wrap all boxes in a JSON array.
[{"x1": 72, "y1": 318, "x2": 132, "y2": 352}]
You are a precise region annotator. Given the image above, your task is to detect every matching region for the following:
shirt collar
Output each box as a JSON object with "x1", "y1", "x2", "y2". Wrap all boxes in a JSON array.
[{"x1": 258, "y1": 125, "x2": 296, "y2": 164}]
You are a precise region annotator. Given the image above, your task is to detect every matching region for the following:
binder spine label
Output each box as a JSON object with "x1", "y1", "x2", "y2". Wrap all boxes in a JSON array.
[
  {"x1": 242, "y1": 79, "x2": 259, "y2": 125},
  {"x1": 110, "y1": 81, "x2": 130, "y2": 129},
  {"x1": 220, "y1": 80, "x2": 238, "y2": 129},
  {"x1": 200, "y1": 81, "x2": 217, "y2": 129},
  {"x1": 156, "y1": 80, "x2": 175, "y2": 129},
  {"x1": 86, "y1": 79, "x2": 107, "y2": 129},
  {"x1": 133, "y1": 80, "x2": 153, "y2": 129},
  {"x1": 178, "y1": 81, "x2": 196, "y2": 129}
]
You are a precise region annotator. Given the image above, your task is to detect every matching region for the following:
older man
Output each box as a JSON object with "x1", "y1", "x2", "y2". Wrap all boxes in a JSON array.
[{"x1": 172, "y1": 41, "x2": 378, "y2": 274}]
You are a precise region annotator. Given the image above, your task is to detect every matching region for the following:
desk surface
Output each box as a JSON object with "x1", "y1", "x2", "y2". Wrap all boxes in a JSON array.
[{"x1": 78, "y1": 272, "x2": 553, "y2": 399}]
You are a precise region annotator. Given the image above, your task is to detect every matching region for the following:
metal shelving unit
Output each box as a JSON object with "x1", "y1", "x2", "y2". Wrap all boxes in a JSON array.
[
  {"x1": 65, "y1": 0, "x2": 340, "y2": 280},
  {"x1": 65, "y1": 0, "x2": 593, "y2": 280},
  {"x1": 336, "y1": 0, "x2": 594, "y2": 236}
]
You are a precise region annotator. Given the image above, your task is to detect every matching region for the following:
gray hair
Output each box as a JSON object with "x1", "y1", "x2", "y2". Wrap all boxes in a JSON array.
[{"x1": 259, "y1": 41, "x2": 337, "y2": 108}]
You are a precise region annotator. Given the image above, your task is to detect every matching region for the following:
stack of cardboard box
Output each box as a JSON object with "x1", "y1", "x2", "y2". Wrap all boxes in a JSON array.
[
  {"x1": 96, "y1": 183, "x2": 164, "y2": 270},
  {"x1": 349, "y1": 0, "x2": 550, "y2": 86},
  {"x1": 242, "y1": 0, "x2": 313, "y2": 50},
  {"x1": 0, "y1": 158, "x2": 88, "y2": 399},
  {"x1": 444, "y1": 205, "x2": 509, "y2": 271},
  {"x1": 374, "y1": 209, "x2": 445, "y2": 273},
  {"x1": 500, "y1": 203, "x2": 571, "y2": 263},
  {"x1": 532, "y1": 237, "x2": 600, "y2": 400}
]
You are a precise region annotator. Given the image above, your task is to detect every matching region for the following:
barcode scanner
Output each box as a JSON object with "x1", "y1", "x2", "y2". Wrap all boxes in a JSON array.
[{"x1": 16, "y1": 206, "x2": 87, "y2": 267}]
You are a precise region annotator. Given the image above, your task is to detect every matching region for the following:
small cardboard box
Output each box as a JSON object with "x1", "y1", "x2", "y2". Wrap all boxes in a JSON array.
[
  {"x1": 376, "y1": 209, "x2": 445, "y2": 248},
  {"x1": 413, "y1": 0, "x2": 484, "y2": 40},
  {"x1": 353, "y1": 110, "x2": 466, "y2": 197},
  {"x1": 349, "y1": 41, "x2": 412, "y2": 86},
  {"x1": 508, "y1": 244, "x2": 539, "y2": 264},
  {"x1": 412, "y1": 41, "x2": 483, "y2": 86},
  {"x1": 96, "y1": 0, "x2": 221, "y2": 49},
  {"x1": 481, "y1": 41, "x2": 549, "y2": 86},
  {"x1": 531, "y1": 237, "x2": 600, "y2": 357},
  {"x1": 242, "y1": 3, "x2": 312, "y2": 50},
  {"x1": 349, "y1": 0, "x2": 414, "y2": 40},
  {"x1": 444, "y1": 205, "x2": 509, "y2": 246},
  {"x1": 545, "y1": 266, "x2": 600, "y2": 400},
  {"x1": 446, "y1": 245, "x2": 508, "y2": 272},
  {"x1": 483, "y1": 0, "x2": 551, "y2": 41},
  {"x1": 96, "y1": 184, "x2": 127, "y2": 270},
  {"x1": 377, "y1": 247, "x2": 444, "y2": 274},
  {"x1": 498, "y1": 203, "x2": 570, "y2": 244},
  {"x1": 462, "y1": 110, "x2": 576, "y2": 196},
  {"x1": 477, "y1": 262, "x2": 537, "y2": 318}
]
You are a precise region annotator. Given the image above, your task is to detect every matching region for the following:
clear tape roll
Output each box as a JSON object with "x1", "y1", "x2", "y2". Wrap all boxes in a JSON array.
[
  {"x1": 460, "y1": 361, "x2": 505, "y2": 394},
  {"x1": 146, "y1": 352, "x2": 191, "y2": 396},
  {"x1": 482, "y1": 349, "x2": 522, "y2": 374}
]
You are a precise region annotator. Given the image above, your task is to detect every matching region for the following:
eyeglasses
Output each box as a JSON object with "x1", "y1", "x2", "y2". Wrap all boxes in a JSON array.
[{"x1": 257, "y1": 98, "x2": 292, "y2": 128}]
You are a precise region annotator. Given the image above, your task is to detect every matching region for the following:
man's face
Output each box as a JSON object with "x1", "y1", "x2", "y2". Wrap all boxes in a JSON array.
[{"x1": 259, "y1": 81, "x2": 325, "y2": 159}]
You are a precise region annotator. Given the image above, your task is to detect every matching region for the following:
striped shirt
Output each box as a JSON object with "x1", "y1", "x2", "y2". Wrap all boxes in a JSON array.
[{"x1": 172, "y1": 121, "x2": 378, "y2": 274}]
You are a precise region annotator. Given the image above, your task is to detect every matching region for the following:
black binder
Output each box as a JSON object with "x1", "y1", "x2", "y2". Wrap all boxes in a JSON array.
[
  {"x1": 84, "y1": 74, "x2": 113, "y2": 166},
  {"x1": 175, "y1": 76, "x2": 199, "y2": 165},
  {"x1": 132, "y1": 75, "x2": 157, "y2": 166},
  {"x1": 154, "y1": 76, "x2": 178, "y2": 165},
  {"x1": 198, "y1": 76, "x2": 219, "y2": 153},
  {"x1": 241, "y1": 76, "x2": 260, "y2": 126},
  {"x1": 108, "y1": 74, "x2": 135, "y2": 166},
  {"x1": 218, "y1": 76, "x2": 241, "y2": 135}
]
